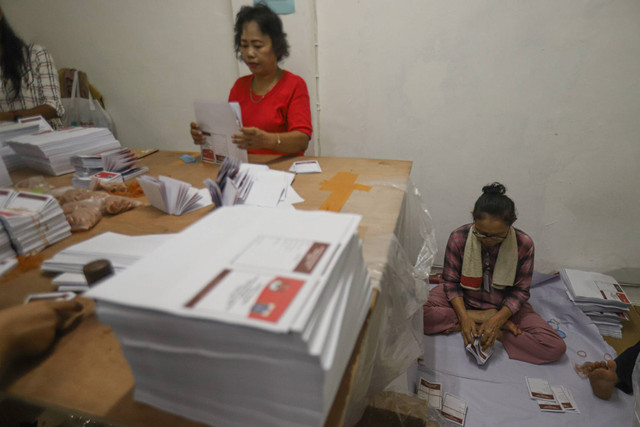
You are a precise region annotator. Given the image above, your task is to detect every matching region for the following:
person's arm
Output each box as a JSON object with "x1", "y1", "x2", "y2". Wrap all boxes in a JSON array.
[
  {"x1": 0, "y1": 300, "x2": 82, "y2": 378},
  {"x1": 441, "y1": 227, "x2": 477, "y2": 346},
  {"x1": 0, "y1": 105, "x2": 58, "y2": 122},
  {"x1": 231, "y1": 128, "x2": 308, "y2": 154}
]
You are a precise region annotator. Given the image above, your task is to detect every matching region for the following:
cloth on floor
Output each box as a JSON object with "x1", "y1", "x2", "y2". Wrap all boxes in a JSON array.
[{"x1": 416, "y1": 277, "x2": 634, "y2": 427}]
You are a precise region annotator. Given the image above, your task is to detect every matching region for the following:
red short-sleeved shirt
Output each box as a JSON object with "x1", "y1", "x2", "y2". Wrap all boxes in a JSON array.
[{"x1": 228, "y1": 70, "x2": 312, "y2": 155}]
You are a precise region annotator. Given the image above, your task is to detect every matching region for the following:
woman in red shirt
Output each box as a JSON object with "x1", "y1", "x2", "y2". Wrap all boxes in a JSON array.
[{"x1": 191, "y1": 4, "x2": 312, "y2": 156}]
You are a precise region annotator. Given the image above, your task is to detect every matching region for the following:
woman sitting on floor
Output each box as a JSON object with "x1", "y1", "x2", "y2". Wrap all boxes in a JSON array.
[{"x1": 423, "y1": 182, "x2": 566, "y2": 364}]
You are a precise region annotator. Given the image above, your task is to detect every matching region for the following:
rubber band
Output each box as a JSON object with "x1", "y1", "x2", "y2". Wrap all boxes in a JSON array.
[
  {"x1": 577, "y1": 350, "x2": 587, "y2": 358},
  {"x1": 604, "y1": 353, "x2": 613, "y2": 361}
]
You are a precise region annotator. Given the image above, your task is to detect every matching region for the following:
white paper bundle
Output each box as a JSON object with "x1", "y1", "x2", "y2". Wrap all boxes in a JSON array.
[{"x1": 86, "y1": 206, "x2": 372, "y2": 427}]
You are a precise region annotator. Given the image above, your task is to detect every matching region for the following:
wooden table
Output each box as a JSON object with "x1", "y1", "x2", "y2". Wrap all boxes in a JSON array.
[{"x1": 0, "y1": 151, "x2": 412, "y2": 427}]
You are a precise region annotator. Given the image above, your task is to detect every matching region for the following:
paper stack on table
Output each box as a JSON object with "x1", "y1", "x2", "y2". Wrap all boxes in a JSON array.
[
  {"x1": 0, "y1": 189, "x2": 70, "y2": 254},
  {"x1": 561, "y1": 268, "x2": 630, "y2": 338},
  {"x1": 205, "y1": 157, "x2": 302, "y2": 209},
  {"x1": 85, "y1": 206, "x2": 373, "y2": 427},
  {"x1": 0, "y1": 120, "x2": 40, "y2": 170},
  {"x1": 42, "y1": 232, "x2": 173, "y2": 292},
  {"x1": 71, "y1": 147, "x2": 149, "y2": 188},
  {"x1": 6, "y1": 127, "x2": 121, "y2": 176}
]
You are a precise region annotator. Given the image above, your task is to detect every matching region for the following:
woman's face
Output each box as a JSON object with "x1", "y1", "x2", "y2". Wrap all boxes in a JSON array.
[
  {"x1": 240, "y1": 21, "x2": 278, "y2": 78},
  {"x1": 473, "y1": 215, "x2": 510, "y2": 247}
]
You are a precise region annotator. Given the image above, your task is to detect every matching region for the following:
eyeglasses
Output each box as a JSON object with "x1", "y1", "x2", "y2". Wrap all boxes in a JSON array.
[{"x1": 471, "y1": 229, "x2": 508, "y2": 241}]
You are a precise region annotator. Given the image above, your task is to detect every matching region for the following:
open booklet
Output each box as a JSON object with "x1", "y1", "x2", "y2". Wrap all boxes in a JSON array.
[
  {"x1": 194, "y1": 100, "x2": 248, "y2": 164},
  {"x1": 137, "y1": 175, "x2": 212, "y2": 215}
]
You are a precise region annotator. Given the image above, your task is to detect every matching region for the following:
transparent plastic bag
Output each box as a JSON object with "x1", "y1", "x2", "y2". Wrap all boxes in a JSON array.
[
  {"x1": 100, "y1": 195, "x2": 142, "y2": 215},
  {"x1": 63, "y1": 200, "x2": 103, "y2": 231},
  {"x1": 13, "y1": 175, "x2": 55, "y2": 194}
]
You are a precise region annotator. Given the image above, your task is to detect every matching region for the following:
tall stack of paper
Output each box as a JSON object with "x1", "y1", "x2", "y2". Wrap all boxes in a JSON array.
[
  {"x1": 0, "y1": 189, "x2": 71, "y2": 254},
  {"x1": 561, "y1": 268, "x2": 631, "y2": 338},
  {"x1": 86, "y1": 206, "x2": 372, "y2": 427},
  {"x1": 7, "y1": 127, "x2": 121, "y2": 176},
  {"x1": 0, "y1": 121, "x2": 40, "y2": 170}
]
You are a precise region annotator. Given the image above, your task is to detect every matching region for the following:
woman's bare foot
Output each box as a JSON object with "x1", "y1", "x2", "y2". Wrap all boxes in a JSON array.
[
  {"x1": 501, "y1": 320, "x2": 522, "y2": 336},
  {"x1": 588, "y1": 360, "x2": 619, "y2": 400}
]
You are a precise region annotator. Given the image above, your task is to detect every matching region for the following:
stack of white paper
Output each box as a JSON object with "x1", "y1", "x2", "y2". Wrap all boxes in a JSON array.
[
  {"x1": 85, "y1": 206, "x2": 372, "y2": 427},
  {"x1": 194, "y1": 100, "x2": 247, "y2": 164},
  {"x1": 137, "y1": 175, "x2": 212, "y2": 215},
  {"x1": 7, "y1": 127, "x2": 122, "y2": 176},
  {"x1": 42, "y1": 232, "x2": 173, "y2": 292},
  {"x1": 70, "y1": 147, "x2": 149, "y2": 188},
  {"x1": 0, "y1": 121, "x2": 40, "y2": 170},
  {"x1": 0, "y1": 189, "x2": 70, "y2": 254},
  {"x1": 205, "y1": 158, "x2": 302, "y2": 209},
  {"x1": 0, "y1": 221, "x2": 16, "y2": 262},
  {"x1": 561, "y1": 268, "x2": 630, "y2": 338}
]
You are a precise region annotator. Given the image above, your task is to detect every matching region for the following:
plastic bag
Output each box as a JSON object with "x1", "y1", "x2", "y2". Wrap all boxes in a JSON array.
[
  {"x1": 14, "y1": 175, "x2": 55, "y2": 194},
  {"x1": 100, "y1": 195, "x2": 142, "y2": 215},
  {"x1": 63, "y1": 200, "x2": 103, "y2": 232},
  {"x1": 59, "y1": 189, "x2": 109, "y2": 205},
  {"x1": 61, "y1": 70, "x2": 117, "y2": 136}
]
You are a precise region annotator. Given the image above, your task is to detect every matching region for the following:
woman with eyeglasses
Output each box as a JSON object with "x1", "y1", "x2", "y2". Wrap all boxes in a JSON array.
[{"x1": 423, "y1": 182, "x2": 566, "y2": 364}]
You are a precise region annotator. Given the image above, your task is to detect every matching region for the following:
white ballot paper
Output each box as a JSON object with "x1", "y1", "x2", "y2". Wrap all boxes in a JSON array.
[
  {"x1": 551, "y1": 385, "x2": 579, "y2": 412},
  {"x1": 465, "y1": 336, "x2": 494, "y2": 365},
  {"x1": 417, "y1": 377, "x2": 442, "y2": 409},
  {"x1": 526, "y1": 377, "x2": 555, "y2": 401},
  {"x1": 138, "y1": 175, "x2": 212, "y2": 215},
  {"x1": 194, "y1": 100, "x2": 247, "y2": 164},
  {"x1": 289, "y1": 160, "x2": 322, "y2": 174},
  {"x1": 441, "y1": 393, "x2": 468, "y2": 426}
]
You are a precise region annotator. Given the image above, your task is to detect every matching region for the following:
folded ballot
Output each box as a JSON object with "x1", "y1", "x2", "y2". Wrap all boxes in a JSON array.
[
  {"x1": 86, "y1": 206, "x2": 372, "y2": 427},
  {"x1": 137, "y1": 175, "x2": 212, "y2": 215}
]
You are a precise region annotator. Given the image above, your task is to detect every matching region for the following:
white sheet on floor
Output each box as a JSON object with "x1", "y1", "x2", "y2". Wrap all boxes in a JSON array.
[{"x1": 417, "y1": 277, "x2": 634, "y2": 427}]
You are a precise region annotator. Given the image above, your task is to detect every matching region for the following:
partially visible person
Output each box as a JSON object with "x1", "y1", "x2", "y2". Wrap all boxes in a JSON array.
[
  {"x1": 423, "y1": 182, "x2": 566, "y2": 364},
  {"x1": 191, "y1": 3, "x2": 312, "y2": 155},
  {"x1": 0, "y1": 299, "x2": 82, "y2": 378},
  {"x1": 581, "y1": 341, "x2": 640, "y2": 400},
  {"x1": 0, "y1": 7, "x2": 64, "y2": 129}
]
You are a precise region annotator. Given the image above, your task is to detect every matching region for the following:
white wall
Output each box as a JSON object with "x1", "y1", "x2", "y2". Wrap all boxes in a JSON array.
[
  {"x1": 4, "y1": 1, "x2": 640, "y2": 275},
  {"x1": 316, "y1": 0, "x2": 640, "y2": 275}
]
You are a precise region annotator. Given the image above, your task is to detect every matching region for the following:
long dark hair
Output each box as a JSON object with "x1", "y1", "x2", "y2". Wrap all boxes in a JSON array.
[
  {"x1": 472, "y1": 182, "x2": 518, "y2": 225},
  {"x1": 0, "y1": 13, "x2": 28, "y2": 100},
  {"x1": 234, "y1": 3, "x2": 290, "y2": 61}
]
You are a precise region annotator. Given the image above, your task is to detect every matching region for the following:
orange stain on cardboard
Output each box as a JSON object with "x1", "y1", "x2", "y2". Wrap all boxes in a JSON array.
[{"x1": 319, "y1": 172, "x2": 371, "y2": 212}]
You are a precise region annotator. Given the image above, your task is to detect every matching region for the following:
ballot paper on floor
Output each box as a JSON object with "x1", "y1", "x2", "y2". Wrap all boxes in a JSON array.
[
  {"x1": 561, "y1": 268, "x2": 630, "y2": 337},
  {"x1": 85, "y1": 206, "x2": 372, "y2": 427},
  {"x1": 0, "y1": 189, "x2": 70, "y2": 254},
  {"x1": 7, "y1": 127, "x2": 121, "y2": 175}
]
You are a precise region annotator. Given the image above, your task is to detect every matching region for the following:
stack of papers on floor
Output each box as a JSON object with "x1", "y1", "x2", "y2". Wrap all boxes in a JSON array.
[
  {"x1": 0, "y1": 121, "x2": 40, "y2": 170},
  {"x1": 561, "y1": 268, "x2": 630, "y2": 338},
  {"x1": 7, "y1": 127, "x2": 121, "y2": 176},
  {"x1": 0, "y1": 189, "x2": 70, "y2": 254},
  {"x1": 42, "y1": 232, "x2": 173, "y2": 292},
  {"x1": 86, "y1": 206, "x2": 372, "y2": 427},
  {"x1": 205, "y1": 157, "x2": 302, "y2": 208}
]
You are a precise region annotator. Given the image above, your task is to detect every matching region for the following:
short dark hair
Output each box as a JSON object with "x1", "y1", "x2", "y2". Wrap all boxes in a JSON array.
[
  {"x1": 472, "y1": 182, "x2": 518, "y2": 225},
  {"x1": 234, "y1": 3, "x2": 290, "y2": 62}
]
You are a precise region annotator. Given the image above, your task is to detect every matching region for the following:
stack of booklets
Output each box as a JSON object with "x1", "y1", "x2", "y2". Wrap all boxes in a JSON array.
[
  {"x1": 42, "y1": 232, "x2": 173, "y2": 292},
  {"x1": 205, "y1": 157, "x2": 302, "y2": 208},
  {"x1": 0, "y1": 222, "x2": 16, "y2": 262},
  {"x1": 6, "y1": 127, "x2": 121, "y2": 176},
  {"x1": 71, "y1": 147, "x2": 149, "y2": 188},
  {"x1": 0, "y1": 189, "x2": 70, "y2": 254},
  {"x1": 86, "y1": 206, "x2": 372, "y2": 427},
  {"x1": 561, "y1": 268, "x2": 631, "y2": 338},
  {"x1": 0, "y1": 121, "x2": 40, "y2": 170}
]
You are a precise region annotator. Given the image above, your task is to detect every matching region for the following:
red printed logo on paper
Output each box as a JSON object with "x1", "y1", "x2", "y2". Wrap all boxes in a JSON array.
[
  {"x1": 617, "y1": 293, "x2": 630, "y2": 304},
  {"x1": 249, "y1": 277, "x2": 304, "y2": 323}
]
